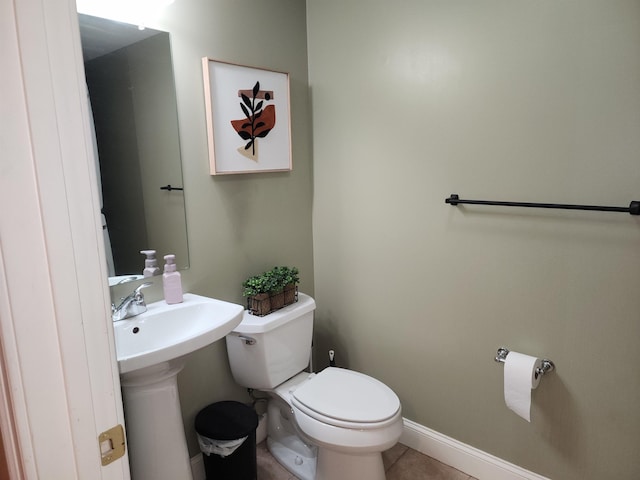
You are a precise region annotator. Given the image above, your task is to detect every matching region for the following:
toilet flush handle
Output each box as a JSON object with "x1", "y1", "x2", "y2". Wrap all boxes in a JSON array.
[{"x1": 236, "y1": 335, "x2": 256, "y2": 345}]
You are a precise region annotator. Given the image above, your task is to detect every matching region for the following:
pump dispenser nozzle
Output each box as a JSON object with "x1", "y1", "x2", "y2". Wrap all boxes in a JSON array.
[
  {"x1": 163, "y1": 254, "x2": 177, "y2": 273},
  {"x1": 140, "y1": 250, "x2": 160, "y2": 277}
]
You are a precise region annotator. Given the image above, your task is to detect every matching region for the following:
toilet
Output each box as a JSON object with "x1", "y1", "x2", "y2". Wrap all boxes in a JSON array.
[{"x1": 225, "y1": 293, "x2": 403, "y2": 480}]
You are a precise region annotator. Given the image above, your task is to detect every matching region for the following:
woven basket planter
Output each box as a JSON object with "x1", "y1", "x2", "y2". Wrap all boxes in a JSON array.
[
  {"x1": 248, "y1": 293, "x2": 271, "y2": 317},
  {"x1": 283, "y1": 283, "x2": 297, "y2": 305},
  {"x1": 247, "y1": 285, "x2": 298, "y2": 316}
]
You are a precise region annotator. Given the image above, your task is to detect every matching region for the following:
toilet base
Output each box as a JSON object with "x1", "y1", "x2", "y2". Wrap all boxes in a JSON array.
[
  {"x1": 267, "y1": 398, "x2": 317, "y2": 480},
  {"x1": 317, "y1": 448, "x2": 386, "y2": 480},
  {"x1": 267, "y1": 435, "x2": 316, "y2": 480}
]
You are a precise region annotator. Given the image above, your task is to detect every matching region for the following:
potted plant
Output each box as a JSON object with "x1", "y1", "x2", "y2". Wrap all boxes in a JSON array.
[
  {"x1": 265, "y1": 268, "x2": 285, "y2": 310},
  {"x1": 278, "y1": 266, "x2": 299, "y2": 305},
  {"x1": 242, "y1": 266, "x2": 300, "y2": 316},
  {"x1": 242, "y1": 274, "x2": 272, "y2": 316}
]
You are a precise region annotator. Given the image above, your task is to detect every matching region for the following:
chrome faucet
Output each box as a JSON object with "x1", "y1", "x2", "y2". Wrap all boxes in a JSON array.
[{"x1": 112, "y1": 282, "x2": 153, "y2": 321}]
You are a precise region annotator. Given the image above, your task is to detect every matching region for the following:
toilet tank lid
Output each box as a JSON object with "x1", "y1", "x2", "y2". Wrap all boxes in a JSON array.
[{"x1": 231, "y1": 293, "x2": 316, "y2": 334}]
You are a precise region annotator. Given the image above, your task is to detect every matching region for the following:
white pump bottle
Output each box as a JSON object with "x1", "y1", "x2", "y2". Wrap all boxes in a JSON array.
[{"x1": 162, "y1": 254, "x2": 183, "y2": 304}]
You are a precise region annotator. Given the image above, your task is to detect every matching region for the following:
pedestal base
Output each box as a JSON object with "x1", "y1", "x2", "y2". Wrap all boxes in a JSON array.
[{"x1": 120, "y1": 360, "x2": 192, "y2": 480}]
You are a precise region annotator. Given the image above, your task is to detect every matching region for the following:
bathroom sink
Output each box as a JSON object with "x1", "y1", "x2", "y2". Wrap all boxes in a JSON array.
[{"x1": 113, "y1": 293, "x2": 244, "y2": 374}]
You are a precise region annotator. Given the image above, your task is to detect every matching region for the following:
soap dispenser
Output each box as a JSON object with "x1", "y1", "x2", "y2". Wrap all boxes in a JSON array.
[
  {"x1": 140, "y1": 250, "x2": 161, "y2": 277},
  {"x1": 162, "y1": 254, "x2": 183, "y2": 304}
]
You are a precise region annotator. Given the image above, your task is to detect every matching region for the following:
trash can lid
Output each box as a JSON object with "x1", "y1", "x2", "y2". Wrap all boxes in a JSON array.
[{"x1": 195, "y1": 401, "x2": 258, "y2": 440}]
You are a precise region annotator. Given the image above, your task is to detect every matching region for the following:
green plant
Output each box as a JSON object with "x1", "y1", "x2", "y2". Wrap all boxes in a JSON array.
[
  {"x1": 278, "y1": 266, "x2": 299, "y2": 287},
  {"x1": 242, "y1": 274, "x2": 271, "y2": 297},
  {"x1": 269, "y1": 266, "x2": 299, "y2": 291},
  {"x1": 242, "y1": 266, "x2": 299, "y2": 297},
  {"x1": 264, "y1": 268, "x2": 284, "y2": 294}
]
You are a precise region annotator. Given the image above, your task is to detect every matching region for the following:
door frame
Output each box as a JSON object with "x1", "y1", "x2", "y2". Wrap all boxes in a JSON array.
[{"x1": 0, "y1": 0, "x2": 129, "y2": 478}]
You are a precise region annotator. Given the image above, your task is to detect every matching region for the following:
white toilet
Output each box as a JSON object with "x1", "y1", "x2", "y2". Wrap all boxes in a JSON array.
[{"x1": 225, "y1": 293, "x2": 403, "y2": 480}]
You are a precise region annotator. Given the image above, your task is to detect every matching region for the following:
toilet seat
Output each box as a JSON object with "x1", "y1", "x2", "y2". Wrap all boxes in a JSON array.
[{"x1": 291, "y1": 368, "x2": 400, "y2": 429}]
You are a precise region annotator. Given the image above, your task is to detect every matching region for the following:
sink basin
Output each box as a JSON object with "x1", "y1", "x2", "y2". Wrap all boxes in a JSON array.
[
  {"x1": 113, "y1": 293, "x2": 244, "y2": 374},
  {"x1": 114, "y1": 293, "x2": 244, "y2": 480}
]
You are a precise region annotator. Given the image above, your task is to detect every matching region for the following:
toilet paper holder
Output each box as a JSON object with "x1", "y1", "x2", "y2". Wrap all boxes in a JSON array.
[{"x1": 495, "y1": 347, "x2": 555, "y2": 379}]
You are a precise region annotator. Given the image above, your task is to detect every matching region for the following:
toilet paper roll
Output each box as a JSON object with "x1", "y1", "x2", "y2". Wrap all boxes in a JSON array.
[{"x1": 503, "y1": 351, "x2": 542, "y2": 422}]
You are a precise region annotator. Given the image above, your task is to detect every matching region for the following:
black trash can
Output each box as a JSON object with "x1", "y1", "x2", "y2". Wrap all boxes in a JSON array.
[{"x1": 195, "y1": 401, "x2": 259, "y2": 480}]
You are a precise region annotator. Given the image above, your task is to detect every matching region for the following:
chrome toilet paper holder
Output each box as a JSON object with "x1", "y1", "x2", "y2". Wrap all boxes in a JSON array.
[{"x1": 495, "y1": 347, "x2": 555, "y2": 380}]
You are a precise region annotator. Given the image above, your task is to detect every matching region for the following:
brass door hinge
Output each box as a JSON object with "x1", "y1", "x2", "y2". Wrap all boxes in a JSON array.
[{"x1": 99, "y1": 424, "x2": 126, "y2": 466}]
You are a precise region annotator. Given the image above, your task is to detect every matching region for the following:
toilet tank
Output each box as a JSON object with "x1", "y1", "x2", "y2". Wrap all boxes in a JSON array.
[{"x1": 226, "y1": 293, "x2": 316, "y2": 389}]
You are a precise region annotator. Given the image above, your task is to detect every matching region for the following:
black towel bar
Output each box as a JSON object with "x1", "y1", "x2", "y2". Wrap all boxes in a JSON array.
[
  {"x1": 160, "y1": 184, "x2": 184, "y2": 191},
  {"x1": 445, "y1": 194, "x2": 640, "y2": 215}
]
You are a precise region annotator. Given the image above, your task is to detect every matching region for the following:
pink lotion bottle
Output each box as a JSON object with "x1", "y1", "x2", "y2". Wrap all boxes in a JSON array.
[{"x1": 162, "y1": 254, "x2": 183, "y2": 304}]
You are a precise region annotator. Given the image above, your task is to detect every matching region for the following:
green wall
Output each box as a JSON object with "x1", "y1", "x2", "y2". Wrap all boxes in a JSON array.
[
  {"x1": 107, "y1": 0, "x2": 314, "y2": 455},
  {"x1": 308, "y1": 1, "x2": 640, "y2": 479}
]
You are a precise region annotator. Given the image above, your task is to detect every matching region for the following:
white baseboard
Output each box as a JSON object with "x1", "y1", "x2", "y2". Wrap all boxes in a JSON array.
[
  {"x1": 400, "y1": 418, "x2": 550, "y2": 480},
  {"x1": 190, "y1": 417, "x2": 550, "y2": 480}
]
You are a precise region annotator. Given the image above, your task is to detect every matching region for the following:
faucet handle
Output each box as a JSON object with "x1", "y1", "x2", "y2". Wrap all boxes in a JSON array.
[
  {"x1": 133, "y1": 282, "x2": 153, "y2": 302},
  {"x1": 134, "y1": 282, "x2": 153, "y2": 294},
  {"x1": 112, "y1": 282, "x2": 154, "y2": 321}
]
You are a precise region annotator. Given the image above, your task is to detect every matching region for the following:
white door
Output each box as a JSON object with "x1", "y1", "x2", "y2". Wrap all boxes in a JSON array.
[{"x1": 0, "y1": 0, "x2": 130, "y2": 478}]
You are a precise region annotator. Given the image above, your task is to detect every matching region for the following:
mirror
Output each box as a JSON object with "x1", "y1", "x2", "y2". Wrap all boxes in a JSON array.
[{"x1": 79, "y1": 14, "x2": 189, "y2": 279}]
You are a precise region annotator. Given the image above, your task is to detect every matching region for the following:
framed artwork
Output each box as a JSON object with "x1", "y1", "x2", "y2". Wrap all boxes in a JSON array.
[{"x1": 202, "y1": 58, "x2": 292, "y2": 175}]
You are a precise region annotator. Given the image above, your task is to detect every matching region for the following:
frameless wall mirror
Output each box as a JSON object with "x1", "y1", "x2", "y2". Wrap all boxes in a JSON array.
[{"x1": 79, "y1": 14, "x2": 189, "y2": 283}]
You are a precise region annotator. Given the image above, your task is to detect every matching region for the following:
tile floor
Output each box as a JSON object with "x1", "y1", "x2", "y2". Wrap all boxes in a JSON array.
[{"x1": 256, "y1": 441, "x2": 478, "y2": 480}]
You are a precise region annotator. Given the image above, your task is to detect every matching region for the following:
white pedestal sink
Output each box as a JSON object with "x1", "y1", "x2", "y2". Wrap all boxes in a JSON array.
[{"x1": 113, "y1": 293, "x2": 244, "y2": 480}]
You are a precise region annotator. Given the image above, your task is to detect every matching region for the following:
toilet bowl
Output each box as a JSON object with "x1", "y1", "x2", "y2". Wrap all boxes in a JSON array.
[{"x1": 225, "y1": 294, "x2": 403, "y2": 480}]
